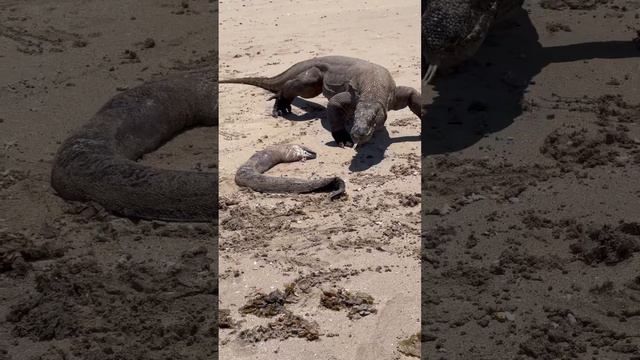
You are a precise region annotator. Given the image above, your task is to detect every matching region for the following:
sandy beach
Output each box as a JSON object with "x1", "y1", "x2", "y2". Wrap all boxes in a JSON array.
[{"x1": 218, "y1": 0, "x2": 422, "y2": 359}]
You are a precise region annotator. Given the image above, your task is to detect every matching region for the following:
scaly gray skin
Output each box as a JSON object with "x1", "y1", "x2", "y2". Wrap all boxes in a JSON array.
[
  {"x1": 422, "y1": 0, "x2": 524, "y2": 84},
  {"x1": 235, "y1": 144, "x2": 345, "y2": 199},
  {"x1": 51, "y1": 68, "x2": 219, "y2": 222},
  {"x1": 51, "y1": 69, "x2": 345, "y2": 222},
  {"x1": 220, "y1": 55, "x2": 421, "y2": 148}
]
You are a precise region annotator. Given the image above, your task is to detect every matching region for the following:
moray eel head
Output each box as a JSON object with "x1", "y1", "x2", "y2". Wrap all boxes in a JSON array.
[{"x1": 290, "y1": 145, "x2": 317, "y2": 160}]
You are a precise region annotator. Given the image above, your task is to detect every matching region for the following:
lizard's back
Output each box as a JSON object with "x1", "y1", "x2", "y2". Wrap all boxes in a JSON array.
[{"x1": 316, "y1": 56, "x2": 396, "y2": 103}]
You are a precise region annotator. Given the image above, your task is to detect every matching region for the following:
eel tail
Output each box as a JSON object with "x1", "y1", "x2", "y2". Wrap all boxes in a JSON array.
[{"x1": 50, "y1": 68, "x2": 218, "y2": 222}]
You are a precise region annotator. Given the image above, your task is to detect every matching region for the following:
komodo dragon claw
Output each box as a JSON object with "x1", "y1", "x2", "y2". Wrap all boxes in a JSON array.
[
  {"x1": 268, "y1": 94, "x2": 292, "y2": 117},
  {"x1": 331, "y1": 129, "x2": 354, "y2": 148}
]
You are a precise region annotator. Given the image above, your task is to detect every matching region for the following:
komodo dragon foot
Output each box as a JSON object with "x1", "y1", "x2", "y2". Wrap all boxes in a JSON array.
[
  {"x1": 268, "y1": 93, "x2": 293, "y2": 117},
  {"x1": 331, "y1": 129, "x2": 354, "y2": 148}
]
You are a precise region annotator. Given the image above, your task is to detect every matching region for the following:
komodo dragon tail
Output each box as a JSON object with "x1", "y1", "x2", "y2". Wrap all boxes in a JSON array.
[
  {"x1": 220, "y1": 59, "x2": 322, "y2": 92},
  {"x1": 219, "y1": 77, "x2": 284, "y2": 93},
  {"x1": 51, "y1": 68, "x2": 218, "y2": 222}
]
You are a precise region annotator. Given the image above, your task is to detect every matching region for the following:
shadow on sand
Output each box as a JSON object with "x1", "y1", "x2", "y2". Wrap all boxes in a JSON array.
[
  {"x1": 284, "y1": 97, "x2": 420, "y2": 172},
  {"x1": 422, "y1": 8, "x2": 638, "y2": 156}
]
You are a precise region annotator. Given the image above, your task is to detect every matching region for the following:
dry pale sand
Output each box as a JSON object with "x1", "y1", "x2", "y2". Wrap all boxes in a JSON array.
[
  {"x1": 0, "y1": 1, "x2": 217, "y2": 359},
  {"x1": 218, "y1": 0, "x2": 421, "y2": 359},
  {"x1": 423, "y1": 0, "x2": 640, "y2": 358}
]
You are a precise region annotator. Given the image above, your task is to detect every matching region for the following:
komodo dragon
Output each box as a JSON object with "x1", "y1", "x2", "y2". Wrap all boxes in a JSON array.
[
  {"x1": 51, "y1": 67, "x2": 345, "y2": 222},
  {"x1": 422, "y1": 0, "x2": 524, "y2": 84},
  {"x1": 220, "y1": 55, "x2": 422, "y2": 148}
]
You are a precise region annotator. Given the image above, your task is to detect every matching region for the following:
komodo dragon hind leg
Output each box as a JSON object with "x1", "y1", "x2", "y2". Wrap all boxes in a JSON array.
[
  {"x1": 391, "y1": 86, "x2": 422, "y2": 118},
  {"x1": 269, "y1": 66, "x2": 324, "y2": 117}
]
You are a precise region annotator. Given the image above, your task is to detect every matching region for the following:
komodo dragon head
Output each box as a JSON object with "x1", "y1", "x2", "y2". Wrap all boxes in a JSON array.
[
  {"x1": 423, "y1": 0, "x2": 523, "y2": 83},
  {"x1": 423, "y1": 0, "x2": 499, "y2": 83},
  {"x1": 351, "y1": 101, "x2": 386, "y2": 146},
  {"x1": 343, "y1": 82, "x2": 386, "y2": 147}
]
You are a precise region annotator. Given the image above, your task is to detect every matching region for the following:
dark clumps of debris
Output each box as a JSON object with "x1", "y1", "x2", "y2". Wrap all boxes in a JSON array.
[
  {"x1": 238, "y1": 312, "x2": 320, "y2": 342},
  {"x1": 589, "y1": 280, "x2": 615, "y2": 295},
  {"x1": 546, "y1": 22, "x2": 572, "y2": 33},
  {"x1": 121, "y1": 49, "x2": 140, "y2": 63},
  {"x1": 320, "y1": 288, "x2": 377, "y2": 319},
  {"x1": 627, "y1": 275, "x2": 640, "y2": 291},
  {"x1": 399, "y1": 193, "x2": 421, "y2": 207},
  {"x1": 1, "y1": 231, "x2": 65, "y2": 276},
  {"x1": 540, "y1": 126, "x2": 636, "y2": 169},
  {"x1": 540, "y1": 0, "x2": 608, "y2": 11},
  {"x1": 218, "y1": 309, "x2": 236, "y2": 329},
  {"x1": 142, "y1": 38, "x2": 155, "y2": 49},
  {"x1": 633, "y1": 29, "x2": 640, "y2": 51},
  {"x1": 568, "y1": 222, "x2": 640, "y2": 265},
  {"x1": 397, "y1": 332, "x2": 421, "y2": 358},
  {"x1": 238, "y1": 285, "x2": 297, "y2": 317}
]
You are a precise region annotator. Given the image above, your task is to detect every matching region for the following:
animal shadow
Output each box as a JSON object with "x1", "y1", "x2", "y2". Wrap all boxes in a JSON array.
[
  {"x1": 323, "y1": 128, "x2": 420, "y2": 172},
  {"x1": 422, "y1": 8, "x2": 638, "y2": 156},
  {"x1": 285, "y1": 97, "x2": 420, "y2": 171},
  {"x1": 282, "y1": 98, "x2": 326, "y2": 122}
]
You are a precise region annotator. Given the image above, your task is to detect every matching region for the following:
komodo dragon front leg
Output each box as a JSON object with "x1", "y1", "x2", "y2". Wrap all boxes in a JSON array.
[
  {"x1": 327, "y1": 91, "x2": 357, "y2": 148},
  {"x1": 270, "y1": 67, "x2": 324, "y2": 117},
  {"x1": 390, "y1": 86, "x2": 422, "y2": 118}
]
